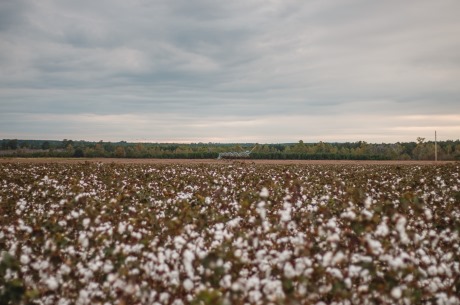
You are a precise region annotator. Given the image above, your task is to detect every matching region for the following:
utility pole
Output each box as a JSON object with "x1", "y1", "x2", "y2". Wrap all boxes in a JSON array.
[{"x1": 435, "y1": 130, "x2": 437, "y2": 162}]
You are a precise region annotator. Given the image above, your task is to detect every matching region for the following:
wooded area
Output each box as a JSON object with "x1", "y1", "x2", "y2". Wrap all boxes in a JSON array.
[{"x1": 1, "y1": 138, "x2": 460, "y2": 160}]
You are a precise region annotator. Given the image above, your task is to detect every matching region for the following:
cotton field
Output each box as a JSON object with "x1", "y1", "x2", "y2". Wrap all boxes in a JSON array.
[{"x1": 1, "y1": 162, "x2": 459, "y2": 305}]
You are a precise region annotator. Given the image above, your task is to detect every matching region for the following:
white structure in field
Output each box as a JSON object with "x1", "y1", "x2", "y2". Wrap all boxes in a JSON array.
[{"x1": 217, "y1": 146, "x2": 257, "y2": 159}]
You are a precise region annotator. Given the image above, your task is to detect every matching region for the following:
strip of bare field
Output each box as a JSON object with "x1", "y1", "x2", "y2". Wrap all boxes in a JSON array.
[{"x1": 0, "y1": 157, "x2": 455, "y2": 165}]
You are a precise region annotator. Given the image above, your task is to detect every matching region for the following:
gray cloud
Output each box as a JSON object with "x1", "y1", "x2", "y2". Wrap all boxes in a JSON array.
[{"x1": 1, "y1": 0, "x2": 459, "y2": 142}]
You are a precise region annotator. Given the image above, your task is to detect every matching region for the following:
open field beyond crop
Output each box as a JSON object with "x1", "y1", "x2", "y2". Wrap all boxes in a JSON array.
[{"x1": 1, "y1": 162, "x2": 459, "y2": 305}]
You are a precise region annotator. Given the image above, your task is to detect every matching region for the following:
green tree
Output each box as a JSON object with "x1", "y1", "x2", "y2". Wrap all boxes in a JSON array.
[
  {"x1": 73, "y1": 147, "x2": 84, "y2": 158},
  {"x1": 114, "y1": 146, "x2": 126, "y2": 158},
  {"x1": 41, "y1": 141, "x2": 50, "y2": 150},
  {"x1": 7, "y1": 139, "x2": 18, "y2": 150},
  {"x1": 293, "y1": 140, "x2": 306, "y2": 153},
  {"x1": 62, "y1": 139, "x2": 74, "y2": 149},
  {"x1": 95, "y1": 143, "x2": 105, "y2": 155}
]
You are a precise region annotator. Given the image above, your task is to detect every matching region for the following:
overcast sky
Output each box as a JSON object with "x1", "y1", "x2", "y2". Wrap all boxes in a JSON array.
[{"x1": 1, "y1": 0, "x2": 459, "y2": 143}]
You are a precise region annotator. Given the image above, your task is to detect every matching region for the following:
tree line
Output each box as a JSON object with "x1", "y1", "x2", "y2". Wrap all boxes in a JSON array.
[{"x1": 1, "y1": 138, "x2": 460, "y2": 160}]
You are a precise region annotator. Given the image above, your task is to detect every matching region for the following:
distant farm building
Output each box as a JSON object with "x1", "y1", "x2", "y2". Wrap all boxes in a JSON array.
[{"x1": 217, "y1": 146, "x2": 256, "y2": 159}]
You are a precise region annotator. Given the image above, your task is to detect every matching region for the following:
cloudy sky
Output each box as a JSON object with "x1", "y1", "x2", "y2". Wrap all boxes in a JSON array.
[{"x1": 1, "y1": 0, "x2": 459, "y2": 143}]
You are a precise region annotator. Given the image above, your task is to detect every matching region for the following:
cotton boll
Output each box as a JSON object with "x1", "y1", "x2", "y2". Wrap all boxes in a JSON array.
[
  {"x1": 391, "y1": 287, "x2": 402, "y2": 299},
  {"x1": 183, "y1": 278, "x2": 194, "y2": 291},
  {"x1": 332, "y1": 251, "x2": 346, "y2": 265},
  {"x1": 20, "y1": 254, "x2": 30, "y2": 265},
  {"x1": 256, "y1": 201, "x2": 266, "y2": 220},
  {"x1": 183, "y1": 250, "x2": 195, "y2": 278},
  {"x1": 327, "y1": 268, "x2": 343, "y2": 279},
  {"x1": 322, "y1": 252, "x2": 333, "y2": 267},
  {"x1": 424, "y1": 209, "x2": 433, "y2": 220},
  {"x1": 395, "y1": 216, "x2": 410, "y2": 245},
  {"x1": 341, "y1": 210, "x2": 356, "y2": 220},
  {"x1": 364, "y1": 196, "x2": 372, "y2": 208},
  {"x1": 259, "y1": 187, "x2": 269, "y2": 198},
  {"x1": 283, "y1": 262, "x2": 296, "y2": 279},
  {"x1": 326, "y1": 218, "x2": 337, "y2": 229},
  {"x1": 82, "y1": 218, "x2": 90, "y2": 229},
  {"x1": 103, "y1": 262, "x2": 114, "y2": 273},
  {"x1": 78, "y1": 233, "x2": 89, "y2": 248},
  {"x1": 118, "y1": 223, "x2": 126, "y2": 235},
  {"x1": 45, "y1": 277, "x2": 59, "y2": 291},
  {"x1": 220, "y1": 274, "x2": 232, "y2": 288},
  {"x1": 365, "y1": 235, "x2": 383, "y2": 255}
]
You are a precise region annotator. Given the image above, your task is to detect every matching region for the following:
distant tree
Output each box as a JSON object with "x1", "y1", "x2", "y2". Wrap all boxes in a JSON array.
[
  {"x1": 413, "y1": 142, "x2": 435, "y2": 160},
  {"x1": 19, "y1": 141, "x2": 30, "y2": 149},
  {"x1": 83, "y1": 147, "x2": 95, "y2": 157},
  {"x1": 134, "y1": 143, "x2": 145, "y2": 154},
  {"x1": 95, "y1": 143, "x2": 106, "y2": 156},
  {"x1": 7, "y1": 139, "x2": 18, "y2": 150},
  {"x1": 355, "y1": 141, "x2": 370, "y2": 156},
  {"x1": 444, "y1": 144, "x2": 453, "y2": 158},
  {"x1": 104, "y1": 142, "x2": 115, "y2": 153},
  {"x1": 62, "y1": 139, "x2": 74, "y2": 149},
  {"x1": 293, "y1": 140, "x2": 306, "y2": 153},
  {"x1": 66, "y1": 144, "x2": 74, "y2": 155},
  {"x1": 455, "y1": 144, "x2": 460, "y2": 160},
  {"x1": 73, "y1": 147, "x2": 84, "y2": 158},
  {"x1": 41, "y1": 141, "x2": 50, "y2": 150},
  {"x1": 114, "y1": 146, "x2": 126, "y2": 158}
]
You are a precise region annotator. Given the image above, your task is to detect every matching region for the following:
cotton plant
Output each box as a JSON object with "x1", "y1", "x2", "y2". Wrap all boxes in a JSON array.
[{"x1": 0, "y1": 162, "x2": 459, "y2": 304}]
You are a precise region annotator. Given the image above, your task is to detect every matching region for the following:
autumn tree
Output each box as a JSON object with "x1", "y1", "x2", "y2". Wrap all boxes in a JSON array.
[{"x1": 114, "y1": 146, "x2": 126, "y2": 158}]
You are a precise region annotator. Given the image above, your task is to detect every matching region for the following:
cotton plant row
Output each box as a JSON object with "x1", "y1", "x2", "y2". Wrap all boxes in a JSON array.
[{"x1": 0, "y1": 162, "x2": 459, "y2": 305}]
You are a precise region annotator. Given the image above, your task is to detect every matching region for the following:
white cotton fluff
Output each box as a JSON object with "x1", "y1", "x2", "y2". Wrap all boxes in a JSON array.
[
  {"x1": 78, "y1": 233, "x2": 89, "y2": 248},
  {"x1": 326, "y1": 218, "x2": 337, "y2": 229},
  {"x1": 174, "y1": 236, "x2": 187, "y2": 249},
  {"x1": 341, "y1": 210, "x2": 356, "y2": 220},
  {"x1": 375, "y1": 221, "x2": 389, "y2": 237},
  {"x1": 249, "y1": 290, "x2": 263, "y2": 303},
  {"x1": 256, "y1": 201, "x2": 266, "y2": 220},
  {"x1": 389, "y1": 257, "x2": 406, "y2": 270},
  {"x1": 366, "y1": 235, "x2": 383, "y2": 255},
  {"x1": 283, "y1": 262, "x2": 296, "y2": 279},
  {"x1": 20, "y1": 255, "x2": 30, "y2": 265},
  {"x1": 183, "y1": 250, "x2": 195, "y2": 278},
  {"x1": 103, "y1": 262, "x2": 114, "y2": 273},
  {"x1": 220, "y1": 274, "x2": 232, "y2": 288},
  {"x1": 171, "y1": 300, "x2": 184, "y2": 305},
  {"x1": 391, "y1": 286, "x2": 402, "y2": 299},
  {"x1": 364, "y1": 196, "x2": 372, "y2": 208},
  {"x1": 183, "y1": 279, "x2": 194, "y2": 291},
  {"x1": 45, "y1": 277, "x2": 59, "y2": 290},
  {"x1": 60, "y1": 264, "x2": 71, "y2": 275},
  {"x1": 332, "y1": 251, "x2": 346, "y2": 265},
  {"x1": 263, "y1": 280, "x2": 285, "y2": 301},
  {"x1": 348, "y1": 265, "x2": 362, "y2": 278},
  {"x1": 82, "y1": 218, "x2": 90, "y2": 229},
  {"x1": 159, "y1": 292, "x2": 170, "y2": 303},
  {"x1": 424, "y1": 209, "x2": 433, "y2": 220},
  {"x1": 259, "y1": 187, "x2": 269, "y2": 198},
  {"x1": 118, "y1": 223, "x2": 126, "y2": 235},
  {"x1": 279, "y1": 202, "x2": 292, "y2": 223},
  {"x1": 344, "y1": 278, "x2": 352, "y2": 289},
  {"x1": 396, "y1": 216, "x2": 410, "y2": 244},
  {"x1": 361, "y1": 209, "x2": 373, "y2": 220},
  {"x1": 328, "y1": 268, "x2": 343, "y2": 279},
  {"x1": 16, "y1": 199, "x2": 27, "y2": 215},
  {"x1": 322, "y1": 252, "x2": 333, "y2": 267}
]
